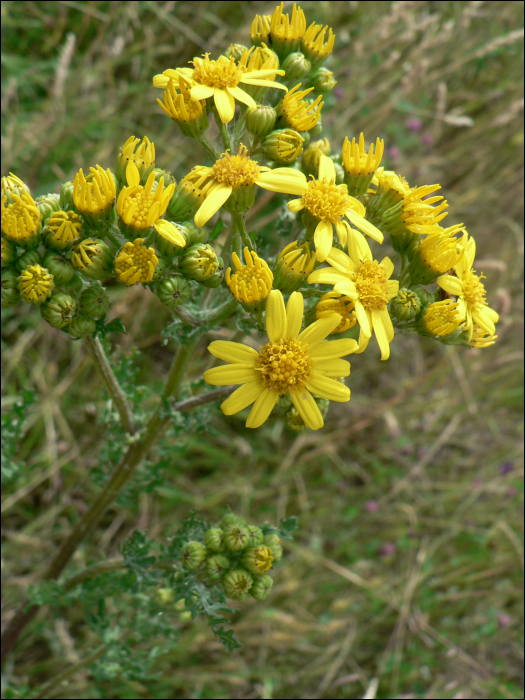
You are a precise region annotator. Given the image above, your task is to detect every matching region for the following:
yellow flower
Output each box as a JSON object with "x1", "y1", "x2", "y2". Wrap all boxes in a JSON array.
[
  {"x1": 203, "y1": 289, "x2": 356, "y2": 430},
  {"x1": 278, "y1": 83, "x2": 323, "y2": 132},
  {"x1": 316, "y1": 292, "x2": 356, "y2": 333},
  {"x1": 44, "y1": 210, "x2": 82, "y2": 249},
  {"x1": 1, "y1": 173, "x2": 30, "y2": 200},
  {"x1": 437, "y1": 234, "x2": 498, "y2": 340},
  {"x1": 382, "y1": 184, "x2": 448, "y2": 238},
  {"x1": 191, "y1": 145, "x2": 309, "y2": 227},
  {"x1": 114, "y1": 238, "x2": 158, "y2": 285},
  {"x1": 423, "y1": 300, "x2": 462, "y2": 337},
  {"x1": 116, "y1": 162, "x2": 185, "y2": 247},
  {"x1": 308, "y1": 238, "x2": 399, "y2": 360},
  {"x1": 287, "y1": 154, "x2": 384, "y2": 262},
  {"x1": 17, "y1": 264, "x2": 54, "y2": 305},
  {"x1": 73, "y1": 165, "x2": 116, "y2": 215},
  {"x1": 225, "y1": 246, "x2": 273, "y2": 305},
  {"x1": 269, "y1": 2, "x2": 307, "y2": 57},
  {"x1": 469, "y1": 325, "x2": 497, "y2": 348},
  {"x1": 1, "y1": 192, "x2": 41, "y2": 244},
  {"x1": 250, "y1": 14, "x2": 271, "y2": 46},
  {"x1": 372, "y1": 167, "x2": 410, "y2": 197},
  {"x1": 410, "y1": 224, "x2": 466, "y2": 285},
  {"x1": 301, "y1": 22, "x2": 335, "y2": 64},
  {"x1": 156, "y1": 77, "x2": 208, "y2": 136},
  {"x1": 342, "y1": 133, "x2": 384, "y2": 177}
]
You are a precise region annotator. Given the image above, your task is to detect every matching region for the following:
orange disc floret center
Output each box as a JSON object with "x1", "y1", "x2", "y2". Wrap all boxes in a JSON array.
[
  {"x1": 193, "y1": 55, "x2": 243, "y2": 89},
  {"x1": 115, "y1": 239, "x2": 158, "y2": 285},
  {"x1": 255, "y1": 338, "x2": 312, "y2": 394},
  {"x1": 302, "y1": 179, "x2": 350, "y2": 222},
  {"x1": 355, "y1": 260, "x2": 389, "y2": 311},
  {"x1": 211, "y1": 151, "x2": 261, "y2": 188},
  {"x1": 463, "y1": 271, "x2": 487, "y2": 308}
]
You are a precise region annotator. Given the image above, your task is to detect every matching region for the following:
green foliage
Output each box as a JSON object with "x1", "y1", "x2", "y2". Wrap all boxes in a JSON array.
[{"x1": 1, "y1": 389, "x2": 34, "y2": 485}]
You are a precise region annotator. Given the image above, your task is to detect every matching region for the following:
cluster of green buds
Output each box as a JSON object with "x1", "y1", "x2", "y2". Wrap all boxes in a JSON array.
[{"x1": 180, "y1": 513, "x2": 283, "y2": 602}]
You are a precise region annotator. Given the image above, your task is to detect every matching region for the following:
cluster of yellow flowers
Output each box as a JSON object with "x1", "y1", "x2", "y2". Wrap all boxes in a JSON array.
[{"x1": 1, "y1": 2, "x2": 499, "y2": 431}]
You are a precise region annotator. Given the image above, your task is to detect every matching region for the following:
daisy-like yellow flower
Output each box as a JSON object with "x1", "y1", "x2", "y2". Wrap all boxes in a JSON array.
[
  {"x1": 154, "y1": 53, "x2": 287, "y2": 125},
  {"x1": 315, "y1": 291, "x2": 356, "y2": 334},
  {"x1": 191, "y1": 144, "x2": 309, "y2": 227},
  {"x1": 1, "y1": 192, "x2": 42, "y2": 245},
  {"x1": 287, "y1": 154, "x2": 384, "y2": 262},
  {"x1": 73, "y1": 165, "x2": 116, "y2": 216},
  {"x1": 278, "y1": 84, "x2": 323, "y2": 133},
  {"x1": 422, "y1": 299, "x2": 462, "y2": 337},
  {"x1": 269, "y1": 3, "x2": 307, "y2": 58},
  {"x1": 308, "y1": 238, "x2": 399, "y2": 360},
  {"x1": 437, "y1": 234, "x2": 499, "y2": 340},
  {"x1": 116, "y1": 136, "x2": 155, "y2": 186},
  {"x1": 301, "y1": 22, "x2": 335, "y2": 65},
  {"x1": 342, "y1": 133, "x2": 384, "y2": 196},
  {"x1": 156, "y1": 77, "x2": 209, "y2": 137},
  {"x1": 117, "y1": 162, "x2": 185, "y2": 247},
  {"x1": 226, "y1": 246, "x2": 273, "y2": 306},
  {"x1": 204, "y1": 289, "x2": 356, "y2": 430},
  {"x1": 114, "y1": 238, "x2": 158, "y2": 286}
]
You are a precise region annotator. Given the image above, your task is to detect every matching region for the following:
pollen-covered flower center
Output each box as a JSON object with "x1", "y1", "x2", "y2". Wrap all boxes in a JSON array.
[
  {"x1": 193, "y1": 56, "x2": 243, "y2": 89},
  {"x1": 355, "y1": 260, "x2": 389, "y2": 311},
  {"x1": 115, "y1": 239, "x2": 158, "y2": 285},
  {"x1": 211, "y1": 152, "x2": 261, "y2": 188},
  {"x1": 229, "y1": 266, "x2": 272, "y2": 303},
  {"x1": 462, "y1": 271, "x2": 487, "y2": 308},
  {"x1": 121, "y1": 190, "x2": 157, "y2": 229},
  {"x1": 255, "y1": 338, "x2": 312, "y2": 394},
  {"x1": 302, "y1": 179, "x2": 350, "y2": 222}
]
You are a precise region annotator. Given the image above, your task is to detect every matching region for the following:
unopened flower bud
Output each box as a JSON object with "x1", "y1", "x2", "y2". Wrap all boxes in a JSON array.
[
  {"x1": 43, "y1": 251, "x2": 76, "y2": 286},
  {"x1": 206, "y1": 554, "x2": 230, "y2": 581},
  {"x1": 250, "y1": 574, "x2": 274, "y2": 601},
  {"x1": 68, "y1": 314, "x2": 97, "y2": 339},
  {"x1": 40, "y1": 291, "x2": 77, "y2": 329},
  {"x1": 1, "y1": 173, "x2": 30, "y2": 202},
  {"x1": 281, "y1": 52, "x2": 311, "y2": 82},
  {"x1": 15, "y1": 248, "x2": 42, "y2": 273},
  {"x1": 1, "y1": 192, "x2": 42, "y2": 249},
  {"x1": 116, "y1": 136, "x2": 156, "y2": 188},
  {"x1": 390, "y1": 288, "x2": 421, "y2": 322},
  {"x1": 181, "y1": 541, "x2": 207, "y2": 570},
  {"x1": 245, "y1": 105, "x2": 278, "y2": 138},
  {"x1": 72, "y1": 239, "x2": 114, "y2": 281},
  {"x1": 309, "y1": 66, "x2": 337, "y2": 93},
  {"x1": 36, "y1": 193, "x2": 61, "y2": 224},
  {"x1": 167, "y1": 170, "x2": 215, "y2": 221},
  {"x1": 72, "y1": 166, "x2": 117, "y2": 227},
  {"x1": 262, "y1": 128, "x2": 305, "y2": 165},
  {"x1": 1, "y1": 269, "x2": 20, "y2": 307},
  {"x1": 203, "y1": 527, "x2": 225, "y2": 552},
  {"x1": 241, "y1": 545, "x2": 274, "y2": 575},
  {"x1": 273, "y1": 240, "x2": 316, "y2": 294},
  {"x1": 78, "y1": 283, "x2": 111, "y2": 319},
  {"x1": 410, "y1": 285, "x2": 437, "y2": 308},
  {"x1": 226, "y1": 43, "x2": 249, "y2": 62},
  {"x1": 18, "y1": 264, "x2": 54, "y2": 305},
  {"x1": 309, "y1": 114, "x2": 323, "y2": 136},
  {"x1": 155, "y1": 588, "x2": 175, "y2": 605},
  {"x1": 114, "y1": 239, "x2": 159, "y2": 286},
  {"x1": 246, "y1": 525, "x2": 264, "y2": 547},
  {"x1": 179, "y1": 243, "x2": 223, "y2": 287},
  {"x1": 222, "y1": 568, "x2": 253, "y2": 601},
  {"x1": 263, "y1": 534, "x2": 283, "y2": 561},
  {"x1": 219, "y1": 513, "x2": 245, "y2": 529},
  {"x1": 59, "y1": 181, "x2": 74, "y2": 210},
  {"x1": 156, "y1": 275, "x2": 191, "y2": 308},
  {"x1": 44, "y1": 210, "x2": 82, "y2": 251},
  {"x1": 1, "y1": 237, "x2": 17, "y2": 268},
  {"x1": 315, "y1": 291, "x2": 356, "y2": 333},
  {"x1": 301, "y1": 138, "x2": 331, "y2": 178},
  {"x1": 223, "y1": 524, "x2": 250, "y2": 552}
]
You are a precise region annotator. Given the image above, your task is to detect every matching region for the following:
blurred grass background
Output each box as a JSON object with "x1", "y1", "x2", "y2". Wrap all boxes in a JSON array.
[{"x1": 1, "y1": 1, "x2": 524, "y2": 698}]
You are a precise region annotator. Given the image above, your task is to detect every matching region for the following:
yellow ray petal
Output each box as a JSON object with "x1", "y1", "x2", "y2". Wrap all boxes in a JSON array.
[
  {"x1": 312, "y1": 358, "x2": 351, "y2": 377},
  {"x1": 256, "y1": 171, "x2": 307, "y2": 196},
  {"x1": 346, "y1": 209, "x2": 384, "y2": 243},
  {"x1": 306, "y1": 374, "x2": 350, "y2": 402},
  {"x1": 126, "y1": 161, "x2": 140, "y2": 187},
  {"x1": 203, "y1": 364, "x2": 257, "y2": 386},
  {"x1": 191, "y1": 84, "x2": 215, "y2": 101},
  {"x1": 287, "y1": 198, "x2": 305, "y2": 213},
  {"x1": 286, "y1": 291, "x2": 304, "y2": 339},
  {"x1": 354, "y1": 301, "x2": 371, "y2": 337},
  {"x1": 214, "y1": 88, "x2": 236, "y2": 123},
  {"x1": 227, "y1": 86, "x2": 256, "y2": 109},
  {"x1": 325, "y1": 247, "x2": 353, "y2": 273},
  {"x1": 195, "y1": 184, "x2": 232, "y2": 226},
  {"x1": 311, "y1": 338, "x2": 358, "y2": 359},
  {"x1": 318, "y1": 154, "x2": 336, "y2": 182},
  {"x1": 245, "y1": 389, "x2": 279, "y2": 428},
  {"x1": 371, "y1": 308, "x2": 393, "y2": 360},
  {"x1": 221, "y1": 380, "x2": 264, "y2": 415},
  {"x1": 154, "y1": 220, "x2": 186, "y2": 247},
  {"x1": 436, "y1": 275, "x2": 463, "y2": 296},
  {"x1": 208, "y1": 340, "x2": 258, "y2": 364},
  {"x1": 290, "y1": 389, "x2": 324, "y2": 430},
  {"x1": 297, "y1": 315, "x2": 342, "y2": 348},
  {"x1": 314, "y1": 219, "x2": 333, "y2": 262},
  {"x1": 266, "y1": 289, "x2": 287, "y2": 342},
  {"x1": 380, "y1": 256, "x2": 394, "y2": 279}
]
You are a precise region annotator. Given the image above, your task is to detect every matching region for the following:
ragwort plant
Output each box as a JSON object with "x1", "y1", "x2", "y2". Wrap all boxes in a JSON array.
[{"x1": 1, "y1": 1, "x2": 501, "y2": 686}]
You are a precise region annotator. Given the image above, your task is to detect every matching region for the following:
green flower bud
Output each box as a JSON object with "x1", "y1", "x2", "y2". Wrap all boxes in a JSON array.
[
  {"x1": 245, "y1": 105, "x2": 278, "y2": 137},
  {"x1": 222, "y1": 568, "x2": 253, "y2": 601},
  {"x1": 1, "y1": 237, "x2": 17, "y2": 268},
  {"x1": 43, "y1": 251, "x2": 76, "y2": 286},
  {"x1": 179, "y1": 610, "x2": 192, "y2": 623},
  {"x1": 44, "y1": 210, "x2": 82, "y2": 251},
  {"x1": 223, "y1": 524, "x2": 250, "y2": 552},
  {"x1": 153, "y1": 168, "x2": 176, "y2": 190},
  {"x1": 59, "y1": 181, "x2": 74, "y2": 210},
  {"x1": 301, "y1": 138, "x2": 331, "y2": 178},
  {"x1": 226, "y1": 43, "x2": 249, "y2": 62},
  {"x1": 262, "y1": 128, "x2": 305, "y2": 166},
  {"x1": 219, "y1": 513, "x2": 245, "y2": 529},
  {"x1": 310, "y1": 115, "x2": 323, "y2": 136},
  {"x1": 281, "y1": 52, "x2": 311, "y2": 82},
  {"x1": 156, "y1": 275, "x2": 191, "y2": 308},
  {"x1": 166, "y1": 170, "x2": 213, "y2": 222},
  {"x1": 410, "y1": 285, "x2": 437, "y2": 308},
  {"x1": 241, "y1": 545, "x2": 274, "y2": 575},
  {"x1": 78, "y1": 283, "x2": 111, "y2": 319},
  {"x1": 181, "y1": 541, "x2": 207, "y2": 570},
  {"x1": 155, "y1": 588, "x2": 175, "y2": 605},
  {"x1": 36, "y1": 193, "x2": 61, "y2": 224},
  {"x1": 286, "y1": 405, "x2": 306, "y2": 430},
  {"x1": 40, "y1": 291, "x2": 77, "y2": 329},
  {"x1": 68, "y1": 314, "x2": 97, "y2": 339},
  {"x1": 1, "y1": 269, "x2": 20, "y2": 307},
  {"x1": 250, "y1": 574, "x2": 274, "y2": 601},
  {"x1": 179, "y1": 243, "x2": 223, "y2": 287},
  {"x1": 18, "y1": 264, "x2": 54, "y2": 305},
  {"x1": 155, "y1": 223, "x2": 192, "y2": 258},
  {"x1": 15, "y1": 248, "x2": 42, "y2": 273},
  {"x1": 206, "y1": 554, "x2": 230, "y2": 581},
  {"x1": 246, "y1": 525, "x2": 264, "y2": 547},
  {"x1": 71, "y1": 238, "x2": 113, "y2": 281},
  {"x1": 334, "y1": 161, "x2": 345, "y2": 185},
  {"x1": 222, "y1": 184, "x2": 256, "y2": 216},
  {"x1": 203, "y1": 527, "x2": 225, "y2": 552},
  {"x1": 390, "y1": 288, "x2": 422, "y2": 322},
  {"x1": 67, "y1": 273, "x2": 84, "y2": 296},
  {"x1": 263, "y1": 534, "x2": 283, "y2": 561},
  {"x1": 309, "y1": 66, "x2": 337, "y2": 93}
]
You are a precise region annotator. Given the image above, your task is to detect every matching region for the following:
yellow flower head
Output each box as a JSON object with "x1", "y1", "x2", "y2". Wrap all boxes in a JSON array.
[
  {"x1": 116, "y1": 162, "x2": 185, "y2": 247},
  {"x1": 301, "y1": 138, "x2": 331, "y2": 177},
  {"x1": 417, "y1": 224, "x2": 465, "y2": 273},
  {"x1": 73, "y1": 165, "x2": 116, "y2": 215},
  {"x1": 372, "y1": 167, "x2": 411, "y2": 197},
  {"x1": 114, "y1": 238, "x2": 158, "y2": 285},
  {"x1": 1, "y1": 173, "x2": 30, "y2": 200},
  {"x1": 399, "y1": 184, "x2": 449, "y2": 235},
  {"x1": 192, "y1": 145, "x2": 309, "y2": 227},
  {"x1": 437, "y1": 233, "x2": 499, "y2": 340},
  {"x1": 342, "y1": 133, "x2": 384, "y2": 177},
  {"x1": 269, "y1": 3, "x2": 307, "y2": 57},
  {"x1": 301, "y1": 22, "x2": 335, "y2": 64},
  {"x1": 1, "y1": 192, "x2": 42, "y2": 244},
  {"x1": 423, "y1": 299, "x2": 462, "y2": 337},
  {"x1": 278, "y1": 83, "x2": 323, "y2": 132},
  {"x1": 250, "y1": 14, "x2": 272, "y2": 46},
  {"x1": 117, "y1": 136, "x2": 155, "y2": 183},
  {"x1": 287, "y1": 154, "x2": 384, "y2": 262},
  {"x1": 316, "y1": 291, "x2": 356, "y2": 334},
  {"x1": 469, "y1": 324, "x2": 497, "y2": 348},
  {"x1": 308, "y1": 238, "x2": 399, "y2": 360},
  {"x1": 45, "y1": 210, "x2": 82, "y2": 248},
  {"x1": 157, "y1": 77, "x2": 208, "y2": 133},
  {"x1": 204, "y1": 289, "x2": 357, "y2": 430},
  {"x1": 273, "y1": 240, "x2": 316, "y2": 294},
  {"x1": 17, "y1": 264, "x2": 54, "y2": 305},
  {"x1": 226, "y1": 246, "x2": 273, "y2": 305},
  {"x1": 239, "y1": 44, "x2": 279, "y2": 75}
]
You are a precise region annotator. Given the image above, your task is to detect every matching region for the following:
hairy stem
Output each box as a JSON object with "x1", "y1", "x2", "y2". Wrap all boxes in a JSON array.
[
  {"x1": 196, "y1": 133, "x2": 219, "y2": 162},
  {"x1": 84, "y1": 336, "x2": 136, "y2": 434},
  {"x1": 214, "y1": 113, "x2": 232, "y2": 151},
  {"x1": 232, "y1": 213, "x2": 253, "y2": 253}
]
